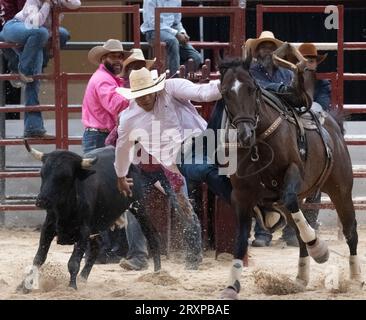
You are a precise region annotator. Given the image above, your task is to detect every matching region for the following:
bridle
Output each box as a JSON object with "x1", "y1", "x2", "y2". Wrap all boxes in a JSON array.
[
  {"x1": 223, "y1": 84, "x2": 261, "y2": 135},
  {"x1": 221, "y1": 73, "x2": 274, "y2": 178}
]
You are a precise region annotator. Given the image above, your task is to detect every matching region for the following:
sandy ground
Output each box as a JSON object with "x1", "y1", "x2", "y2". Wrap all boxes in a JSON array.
[{"x1": 0, "y1": 226, "x2": 366, "y2": 300}]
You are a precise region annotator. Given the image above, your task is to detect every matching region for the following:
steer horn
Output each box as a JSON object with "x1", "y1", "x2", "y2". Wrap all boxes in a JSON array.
[
  {"x1": 24, "y1": 140, "x2": 44, "y2": 161},
  {"x1": 81, "y1": 157, "x2": 97, "y2": 168}
]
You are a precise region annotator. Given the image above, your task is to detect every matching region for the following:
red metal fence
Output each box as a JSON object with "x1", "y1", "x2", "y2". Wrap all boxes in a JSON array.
[{"x1": 0, "y1": 4, "x2": 365, "y2": 223}]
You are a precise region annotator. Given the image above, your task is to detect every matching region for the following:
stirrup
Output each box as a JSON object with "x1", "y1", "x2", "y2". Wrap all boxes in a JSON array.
[{"x1": 253, "y1": 205, "x2": 287, "y2": 233}]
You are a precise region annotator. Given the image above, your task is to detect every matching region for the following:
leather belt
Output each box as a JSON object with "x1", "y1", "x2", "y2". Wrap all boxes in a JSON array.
[{"x1": 85, "y1": 128, "x2": 110, "y2": 133}]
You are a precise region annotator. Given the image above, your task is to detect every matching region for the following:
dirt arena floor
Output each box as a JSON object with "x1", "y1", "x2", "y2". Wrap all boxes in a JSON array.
[{"x1": 0, "y1": 226, "x2": 365, "y2": 300}]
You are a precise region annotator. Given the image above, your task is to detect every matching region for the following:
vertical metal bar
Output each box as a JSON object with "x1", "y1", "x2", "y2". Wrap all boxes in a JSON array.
[
  {"x1": 0, "y1": 53, "x2": 5, "y2": 225},
  {"x1": 133, "y1": 4, "x2": 141, "y2": 47},
  {"x1": 337, "y1": 5, "x2": 344, "y2": 111},
  {"x1": 256, "y1": 5, "x2": 264, "y2": 37},
  {"x1": 52, "y1": 6, "x2": 62, "y2": 148},
  {"x1": 61, "y1": 73, "x2": 69, "y2": 150},
  {"x1": 330, "y1": 73, "x2": 337, "y2": 109},
  {"x1": 202, "y1": 183, "x2": 209, "y2": 250},
  {"x1": 154, "y1": 7, "x2": 163, "y2": 72},
  {"x1": 199, "y1": 2, "x2": 204, "y2": 63}
]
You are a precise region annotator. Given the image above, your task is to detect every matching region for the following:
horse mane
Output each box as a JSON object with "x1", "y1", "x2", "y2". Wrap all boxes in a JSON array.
[{"x1": 218, "y1": 55, "x2": 252, "y2": 78}]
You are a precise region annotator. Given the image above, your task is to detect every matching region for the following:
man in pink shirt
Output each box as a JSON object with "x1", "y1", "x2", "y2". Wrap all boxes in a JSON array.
[{"x1": 81, "y1": 39, "x2": 131, "y2": 153}]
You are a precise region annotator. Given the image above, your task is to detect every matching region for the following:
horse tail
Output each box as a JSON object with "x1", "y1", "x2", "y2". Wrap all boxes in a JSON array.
[{"x1": 328, "y1": 108, "x2": 347, "y2": 135}]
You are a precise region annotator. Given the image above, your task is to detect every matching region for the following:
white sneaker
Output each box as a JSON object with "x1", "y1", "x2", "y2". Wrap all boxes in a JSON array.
[
  {"x1": 9, "y1": 79, "x2": 25, "y2": 88},
  {"x1": 9, "y1": 72, "x2": 25, "y2": 88},
  {"x1": 18, "y1": 71, "x2": 33, "y2": 83}
]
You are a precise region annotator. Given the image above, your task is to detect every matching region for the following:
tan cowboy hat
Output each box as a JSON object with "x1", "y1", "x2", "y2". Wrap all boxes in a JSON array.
[
  {"x1": 243, "y1": 38, "x2": 254, "y2": 58},
  {"x1": 298, "y1": 43, "x2": 328, "y2": 65},
  {"x1": 121, "y1": 48, "x2": 156, "y2": 76},
  {"x1": 116, "y1": 67, "x2": 166, "y2": 99},
  {"x1": 88, "y1": 39, "x2": 132, "y2": 66},
  {"x1": 247, "y1": 31, "x2": 283, "y2": 57}
]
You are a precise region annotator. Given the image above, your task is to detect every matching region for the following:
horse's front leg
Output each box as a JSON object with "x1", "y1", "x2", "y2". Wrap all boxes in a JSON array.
[
  {"x1": 220, "y1": 199, "x2": 252, "y2": 300},
  {"x1": 287, "y1": 218, "x2": 311, "y2": 287},
  {"x1": 283, "y1": 164, "x2": 329, "y2": 274}
]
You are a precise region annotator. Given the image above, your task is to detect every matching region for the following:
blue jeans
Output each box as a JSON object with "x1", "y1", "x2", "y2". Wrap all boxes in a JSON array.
[
  {"x1": 124, "y1": 209, "x2": 148, "y2": 261},
  {"x1": 82, "y1": 131, "x2": 109, "y2": 154},
  {"x1": 1, "y1": 19, "x2": 49, "y2": 76},
  {"x1": 1, "y1": 20, "x2": 70, "y2": 135},
  {"x1": 0, "y1": 26, "x2": 69, "y2": 73},
  {"x1": 145, "y1": 30, "x2": 202, "y2": 75},
  {"x1": 178, "y1": 148, "x2": 232, "y2": 204}
]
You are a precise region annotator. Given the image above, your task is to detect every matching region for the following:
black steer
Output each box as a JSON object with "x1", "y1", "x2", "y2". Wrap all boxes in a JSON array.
[{"x1": 19, "y1": 141, "x2": 161, "y2": 291}]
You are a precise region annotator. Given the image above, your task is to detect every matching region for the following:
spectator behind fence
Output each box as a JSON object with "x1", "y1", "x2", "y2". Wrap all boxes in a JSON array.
[
  {"x1": 0, "y1": 0, "x2": 75, "y2": 87},
  {"x1": 140, "y1": 0, "x2": 201, "y2": 76},
  {"x1": 81, "y1": 39, "x2": 131, "y2": 154},
  {"x1": 0, "y1": 0, "x2": 81, "y2": 138},
  {"x1": 105, "y1": 48, "x2": 156, "y2": 147}
]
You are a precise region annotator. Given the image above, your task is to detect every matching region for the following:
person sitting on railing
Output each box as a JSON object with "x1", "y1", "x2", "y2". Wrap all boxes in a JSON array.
[
  {"x1": 298, "y1": 43, "x2": 331, "y2": 112},
  {"x1": 0, "y1": 0, "x2": 81, "y2": 138},
  {"x1": 82, "y1": 39, "x2": 132, "y2": 154},
  {"x1": 140, "y1": 0, "x2": 202, "y2": 76}
]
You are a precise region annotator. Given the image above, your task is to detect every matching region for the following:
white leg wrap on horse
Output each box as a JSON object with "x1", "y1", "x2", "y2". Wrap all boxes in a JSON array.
[
  {"x1": 349, "y1": 255, "x2": 362, "y2": 281},
  {"x1": 265, "y1": 211, "x2": 281, "y2": 228},
  {"x1": 296, "y1": 256, "x2": 310, "y2": 286},
  {"x1": 291, "y1": 210, "x2": 316, "y2": 243},
  {"x1": 227, "y1": 259, "x2": 243, "y2": 288}
]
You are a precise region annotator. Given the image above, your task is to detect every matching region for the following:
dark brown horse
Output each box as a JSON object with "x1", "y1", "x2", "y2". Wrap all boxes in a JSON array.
[{"x1": 218, "y1": 45, "x2": 361, "y2": 299}]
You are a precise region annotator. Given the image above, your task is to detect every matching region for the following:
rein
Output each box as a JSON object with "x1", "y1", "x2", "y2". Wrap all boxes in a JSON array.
[{"x1": 234, "y1": 139, "x2": 275, "y2": 179}]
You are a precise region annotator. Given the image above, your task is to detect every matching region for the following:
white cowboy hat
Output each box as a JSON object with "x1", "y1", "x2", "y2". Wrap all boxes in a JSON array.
[
  {"x1": 121, "y1": 48, "x2": 156, "y2": 76},
  {"x1": 116, "y1": 67, "x2": 166, "y2": 99},
  {"x1": 88, "y1": 39, "x2": 132, "y2": 66},
  {"x1": 246, "y1": 31, "x2": 283, "y2": 57}
]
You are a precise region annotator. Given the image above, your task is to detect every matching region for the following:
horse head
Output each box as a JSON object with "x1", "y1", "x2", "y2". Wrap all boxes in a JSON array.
[{"x1": 219, "y1": 57, "x2": 261, "y2": 149}]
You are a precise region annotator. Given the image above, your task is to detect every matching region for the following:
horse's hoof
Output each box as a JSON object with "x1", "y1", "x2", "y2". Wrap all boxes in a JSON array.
[
  {"x1": 306, "y1": 238, "x2": 329, "y2": 264},
  {"x1": 16, "y1": 280, "x2": 31, "y2": 294},
  {"x1": 295, "y1": 277, "x2": 308, "y2": 289},
  {"x1": 219, "y1": 287, "x2": 238, "y2": 300}
]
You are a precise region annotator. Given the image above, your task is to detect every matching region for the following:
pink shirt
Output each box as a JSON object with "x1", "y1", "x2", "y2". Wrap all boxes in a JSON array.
[
  {"x1": 82, "y1": 65, "x2": 129, "y2": 132},
  {"x1": 114, "y1": 78, "x2": 221, "y2": 177}
]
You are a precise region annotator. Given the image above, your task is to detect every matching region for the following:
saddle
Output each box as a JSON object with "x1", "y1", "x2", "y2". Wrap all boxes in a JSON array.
[{"x1": 261, "y1": 89, "x2": 330, "y2": 161}]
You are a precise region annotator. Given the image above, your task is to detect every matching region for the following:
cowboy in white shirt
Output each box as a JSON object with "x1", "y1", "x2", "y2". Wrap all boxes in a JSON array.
[{"x1": 114, "y1": 67, "x2": 221, "y2": 269}]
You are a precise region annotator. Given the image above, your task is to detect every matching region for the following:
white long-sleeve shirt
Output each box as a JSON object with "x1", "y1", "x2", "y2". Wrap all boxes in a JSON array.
[
  {"x1": 114, "y1": 78, "x2": 222, "y2": 177},
  {"x1": 140, "y1": 0, "x2": 186, "y2": 36},
  {"x1": 14, "y1": 0, "x2": 80, "y2": 29}
]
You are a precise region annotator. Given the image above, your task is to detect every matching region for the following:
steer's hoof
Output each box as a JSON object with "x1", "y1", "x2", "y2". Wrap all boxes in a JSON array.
[
  {"x1": 306, "y1": 238, "x2": 329, "y2": 264},
  {"x1": 219, "y1": 287, "x2": 238, "y2": 300},
  {"x1": 68, "y1": 282, "x2": 78, "y2": 290}
]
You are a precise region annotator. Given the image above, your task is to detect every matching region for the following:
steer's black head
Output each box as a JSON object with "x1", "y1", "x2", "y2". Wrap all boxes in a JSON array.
[{"x1": 24, "y1": 141, "x2": 97, "y2": 210}]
